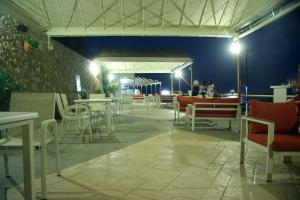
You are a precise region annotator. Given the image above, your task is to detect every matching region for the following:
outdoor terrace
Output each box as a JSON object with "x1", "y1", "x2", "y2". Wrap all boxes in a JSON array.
[{"x1": 1, "y1": 102, "x2": 300, "y2": 200}]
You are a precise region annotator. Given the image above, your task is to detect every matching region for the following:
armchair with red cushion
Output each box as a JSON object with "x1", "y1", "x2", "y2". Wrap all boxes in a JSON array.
[
  {"x1": 174, "y1": 96, "x2": 204, "y2": 123},
  {"x1": 240, "y1": 100, "x2": 300, "y2": 182}
]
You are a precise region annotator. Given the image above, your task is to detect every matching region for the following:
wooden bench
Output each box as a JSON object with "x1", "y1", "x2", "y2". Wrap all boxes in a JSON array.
[{"x1": 185, "y1": 98, "x2": 240, "y2": 131}]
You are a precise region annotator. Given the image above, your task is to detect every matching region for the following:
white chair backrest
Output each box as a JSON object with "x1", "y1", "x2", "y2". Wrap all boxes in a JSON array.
[
  {"x1": 89, "y1": 93, "x2": 106, "y2": 99},
  {"x1": 55, "y1": 93, "x2": 65, "y2": 118},
  {"x1": 121, "y1": 94, "x2": 133, "y2": 104},
  {"x1": 60, "y1": 93, "x2": 69, "y2": 109},
  {"x1": 9, "y1": 92, "x2": 56, "y2": 139}
]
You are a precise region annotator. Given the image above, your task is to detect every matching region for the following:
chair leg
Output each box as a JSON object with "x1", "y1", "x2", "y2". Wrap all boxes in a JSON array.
[
  {"x1": 240, "y1": 140, "x2": 245, "y2": 164},
  {"x1": 78, "y1": 120, "x2": 82, "y2": 135},
  {"x1": 88, "y1": 120, "x2": 93, "y2": 142},
  {"x1": 266, "y1": 149, "x2": 274, "y2": 182},
  {"x1": 174, "y1": 110, "x2": 176, "y2": 122},
  {"x1": 41, "y1": 131, "x2": 47, "y2": 200},
  {"x1": 60, "y1": 119, "x2": 65, "y2": 140},
  {"x1": 192, "y1": 117, "x2": 195, "y2": 131},
  {"x1": 4, "y1": 154, "x2": 10, "y2": 177},
  {"x1": 228, "y1": 120, "x2": 232, "y2": 129},
  {"x1": 53, "y1": 123, "x2": 62, "y2": 176}
]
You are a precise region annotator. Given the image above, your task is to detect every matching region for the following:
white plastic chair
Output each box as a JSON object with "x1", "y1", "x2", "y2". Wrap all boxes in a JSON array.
[
  {"x1": 121, "y1": 94, "x2": 133, "y2": 112},
  {"x1": 0, "y1": 92, "x2": 61, "y2": 200},
  {"x1": 56, "y1": 94, "x2": 93, "y2": 142},
  {"x1": 60, "y1": 93, "x2": 69, "y2": 109}
]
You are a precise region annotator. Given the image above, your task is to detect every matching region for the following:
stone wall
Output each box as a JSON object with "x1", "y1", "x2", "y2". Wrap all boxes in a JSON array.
[{"x1": 0, "y1": 14, "x2": 101, "y2": 100}]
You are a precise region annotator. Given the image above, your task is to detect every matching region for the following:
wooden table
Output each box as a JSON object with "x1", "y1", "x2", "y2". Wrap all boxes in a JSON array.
[
  {"x1": 74, "y1": 99, "x2": 113, "y2": 134},
  {"x1": 0, "y1": 112, "x2": 38, "y2": 200}
]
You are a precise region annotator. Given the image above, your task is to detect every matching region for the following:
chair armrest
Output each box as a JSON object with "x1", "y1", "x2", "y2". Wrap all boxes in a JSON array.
[
  {"x1": 42, "y1": 119, "x2": 57, "y2": 128},
  {"x1": 174, "y1": 102, "x2": 179, "y2": 110},
  {"x1": 240, "y1": 116, "x2": 275, "y2": 147},
  {"x1": 41, "y1": 119, "x2": 58, "y2": 145},
  {"x1": 241, "y1": 116, "x2": 274, "y2": 126}
]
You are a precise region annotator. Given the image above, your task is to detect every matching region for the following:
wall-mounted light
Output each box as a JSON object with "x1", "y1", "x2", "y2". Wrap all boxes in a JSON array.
[
  {"x1": 174, "y1": 70, "x2": 182, "y2": 78},
  {"x1": 89, "y1": 62, "x2": 100, "y2": 77},
  {"x1": 230, "y1": 39, "x2": 242, "y2": 54}
]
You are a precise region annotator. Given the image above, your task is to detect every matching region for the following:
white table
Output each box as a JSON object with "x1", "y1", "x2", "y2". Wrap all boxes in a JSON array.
[
  {"x1": 0, "y1": 112, "x2": 38, "y2": 200},
  {"x1": 74, "y1": 99, "x2": 113, "y2": 134}
]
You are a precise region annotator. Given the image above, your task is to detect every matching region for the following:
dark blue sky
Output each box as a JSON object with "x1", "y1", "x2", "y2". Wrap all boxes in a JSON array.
[{"x1": 56, "y1": 8, "x2": 300, "y2": 94}]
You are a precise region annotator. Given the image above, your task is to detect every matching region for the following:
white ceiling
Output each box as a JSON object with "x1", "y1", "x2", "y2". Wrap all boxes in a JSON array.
[
  {"x1": 94, "y1": 48, "x2": 193, "y2": 73},
  {"x1": 2, "y1": 0, "x2": 299, "y2": 38},
  {"x1": 95, "y1": 61, "x2": 192, "y2": 73}
]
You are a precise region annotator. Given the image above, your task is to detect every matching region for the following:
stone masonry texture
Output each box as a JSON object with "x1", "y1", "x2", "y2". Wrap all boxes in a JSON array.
[{"x1": 0, "y1": 14, "x2": 101, "y2": 100}]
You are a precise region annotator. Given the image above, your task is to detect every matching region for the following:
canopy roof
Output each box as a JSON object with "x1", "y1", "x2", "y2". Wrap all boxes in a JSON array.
[
  {"x1": 1, "y1": 0, "x2": 299, "y2": 38},
  {"x1": 135, "y1": 76, "x2": 161, "y2": 86},
  {"x1": 94, "y1": 48, "x2": 193, "y2": 73}
]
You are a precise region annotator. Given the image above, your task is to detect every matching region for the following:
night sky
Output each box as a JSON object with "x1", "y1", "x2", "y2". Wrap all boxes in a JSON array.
[{"x1": 55, "y1": 8, "x2": 300, "y2": 95}]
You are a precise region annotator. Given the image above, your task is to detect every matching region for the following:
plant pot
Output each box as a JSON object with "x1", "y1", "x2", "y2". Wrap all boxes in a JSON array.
[{"x1": 24, "y1": 40, "x2": 32, "y2": 53}]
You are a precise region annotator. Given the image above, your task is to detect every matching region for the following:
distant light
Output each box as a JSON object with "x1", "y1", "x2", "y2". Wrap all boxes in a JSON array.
[
  {"x1": 108, "y1": 74, "x2": 114, "y2": 82},
  {"x1": 89, "y1": 62, "x2": 100, "y2": 76},
  {"x1": 174, "y1": 70, "x2": 182, "y2": 78},
  {"x1": 230, "y1": 40, "x2": 242, "y2": 54},
  {"x1": 120, "y1": 78, "x2": 129, "y2": 84},
  {"x1": 161, "y1": 90, "x2": 170, "y2": 95},
  {"x1": 230, "y1": 89, "x2": 235, "y2": 93}
]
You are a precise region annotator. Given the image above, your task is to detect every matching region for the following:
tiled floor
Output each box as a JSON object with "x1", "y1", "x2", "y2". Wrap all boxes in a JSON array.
[{"x1": 3, "y1": 107, "x2": 300, "y2": 199}]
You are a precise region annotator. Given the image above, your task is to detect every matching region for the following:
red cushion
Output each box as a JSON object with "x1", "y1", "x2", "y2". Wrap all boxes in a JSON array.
[
  {"x1": 177, "y1": 96, "x2": 194, "y2": 110},
  {"x1": 195, "y1": 111, "x2": 236, "y2": 118},
  {"x1": 248, "y1": 133, "x2": 300, "y2": 151},
  {"x1": 185, "y1": 98, "x2": 237, "y2": 118},
  {"x1": 160, "y1": 95, "x2": 174, "y2": 103},
  {"x1": 214, "y1": 98, "x2": 239, "y2": 104},
  {"x1": 249, "y1": 100, "x2": 297, "y2": 134},
  {"x1": 133, "y1": 95, "x2": 144, "y2": 100}
]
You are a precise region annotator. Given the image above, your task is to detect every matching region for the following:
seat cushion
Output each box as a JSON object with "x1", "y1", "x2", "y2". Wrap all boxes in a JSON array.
[
  {"x1": 249, "y1": 100, "x2": 298, "y2": 134},
  {"x1": 248, "y1": 133, "x2": 300, "y2": 151},
  {"x1": 177, "y1": 96, "x2": 194, "y2": 111}
]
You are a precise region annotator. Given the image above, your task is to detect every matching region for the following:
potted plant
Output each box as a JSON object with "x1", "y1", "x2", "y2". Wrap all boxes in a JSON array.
[
  {"x1": 24, "y1": 36, "x2": 41, "y2": 53},
  {"x1": 0, "y1": 67, "x2": 20, "y2": 111},
  {"x1": 107, "y1": 82, "x2": 119, "y2": 97}
]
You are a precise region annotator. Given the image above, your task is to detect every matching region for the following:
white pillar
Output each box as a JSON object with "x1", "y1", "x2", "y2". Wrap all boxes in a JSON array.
[{"x1": 270, "y1": 85, "x2": 289, "y2": 102}]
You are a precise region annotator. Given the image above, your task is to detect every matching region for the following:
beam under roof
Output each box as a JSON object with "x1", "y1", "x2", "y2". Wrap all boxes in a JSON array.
[
  {"x1": 46, "y1": 26, "x2": 234, "y2": 37},
  {"x1": 1, "y1": 0, "x2": 298, "y2": 38}
]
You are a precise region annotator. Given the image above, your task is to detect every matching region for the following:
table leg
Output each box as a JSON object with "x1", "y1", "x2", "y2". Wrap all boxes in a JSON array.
[
  {"x1": 22, "y1": 121, "x2": 36, "y2": 200},
  {"x1": 107, "y1": 104, "x2": 112, "y2": 134}
]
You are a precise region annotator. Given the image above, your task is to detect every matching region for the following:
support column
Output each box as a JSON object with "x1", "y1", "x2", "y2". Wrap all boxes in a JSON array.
[
  {"x1": 146, "y1": 85, "x2": 148, "y2": 95},
  {"x1": 190, "y1": 64, "x2": 193, "y2": 90},
  {"x1": 160, "y1": 83, "x2": 162, "y2": 94},
  {"x1": 237, "y1": 38, "x2": 241, "y2": 102},
  {"x1": 179, "y1": 78, "x2": 181, "y2": 93},
  {"x1": 171, "y1": 73, "x2": 174, "y2": 94}
]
